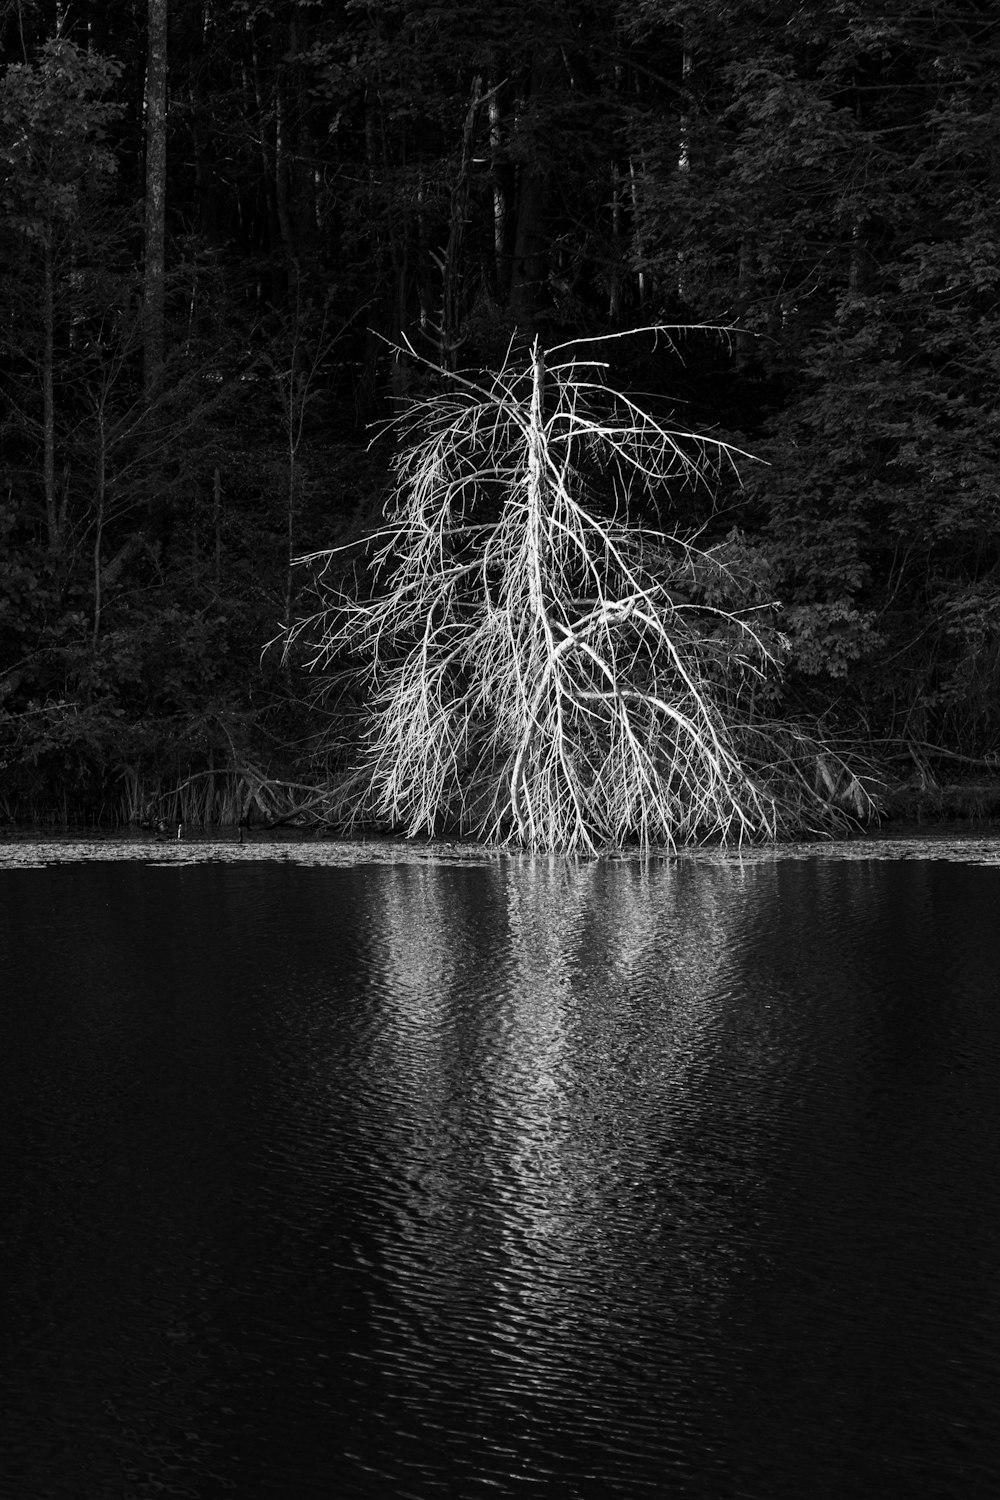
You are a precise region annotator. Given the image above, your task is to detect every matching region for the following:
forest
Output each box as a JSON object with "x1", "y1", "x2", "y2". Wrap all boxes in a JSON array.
[{"x1": 1, "y1": 0, "x2": 998, "y2": 841}]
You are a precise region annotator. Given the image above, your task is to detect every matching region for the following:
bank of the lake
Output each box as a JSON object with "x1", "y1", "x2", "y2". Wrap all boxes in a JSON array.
[{"x1": 4, "y1": 821, "x2": 1000, "y2": 868}]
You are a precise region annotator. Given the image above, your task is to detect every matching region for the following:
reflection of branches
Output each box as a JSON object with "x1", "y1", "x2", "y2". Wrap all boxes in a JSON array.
[{"x1": 289, "y1": 337, "x2": 872, "y2": 851}]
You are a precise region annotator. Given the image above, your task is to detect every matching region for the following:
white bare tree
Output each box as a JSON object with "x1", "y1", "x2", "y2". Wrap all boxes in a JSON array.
[{"x1": 289, "y1": 333, "x2": 872, "y2": 851}]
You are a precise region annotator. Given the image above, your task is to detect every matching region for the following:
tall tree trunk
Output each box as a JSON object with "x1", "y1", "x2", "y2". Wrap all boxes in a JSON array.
[
  {"x1": 143, "y1": 0, "x2": 168, "y2": 400},
  {"x1": 509, "y1": 53, "x2": 559, "y2": 329},
  {"x1": 92, "y1": 420, "x2": 106, "y2": 646},
  {"x1": 190, "y1": 2, "x2": 221, "y2": 245},
  {"x1": 274, "y1": 19, "x2": 298, "y2": 294},
  {"x1": 435, "y1": 75, "x2": 482, "y2": 366},
  {"x1": 488, "y1": 66, "x2": 514, "y2": 301},
  {"x1": 416, "y1": 172, "x2": 433, "y2": 333},
  {"x1": 628, "y1": 155, "x2": 648, "y2": 306},
  {"x1": 736, "y1": 232, "x2": 755, "y2": 364},
  {"x1": 675, "y1": 30, "x2": 692, "y2": 302},
  {"x1": 42, "y1": 231, "x2": 59, "y2": 554},
  {"x1": 288, "y1": 8, "x2": 318, "y2": 264},
  {"x1": 510, "y1": 164, "x2": 547, "y2": 328},
  {"x1": 249, "y1": 39, "x2": 282, "y2": 301}
]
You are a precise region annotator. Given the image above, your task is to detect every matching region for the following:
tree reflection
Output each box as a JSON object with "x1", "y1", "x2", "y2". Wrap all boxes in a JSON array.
[{"x1": 357, "y1": 856, "x2": 772, "y2": 1427}]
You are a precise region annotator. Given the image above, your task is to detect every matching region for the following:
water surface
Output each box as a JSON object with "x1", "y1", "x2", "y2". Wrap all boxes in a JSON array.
[{"x1": 1, "y1": 846, "x2": 998, "y2": 1497}]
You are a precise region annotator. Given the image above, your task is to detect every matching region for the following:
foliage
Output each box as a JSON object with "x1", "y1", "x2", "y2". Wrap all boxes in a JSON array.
[
  {"x1": 0, "y1": 38, "x2": 121, "y2": 234},
  {"x1": 0, "y1": 1, "x2": 997, "y2": 824},
  {"x1": 626, "y1": 1, "x2": 1000, "y2": 755}
]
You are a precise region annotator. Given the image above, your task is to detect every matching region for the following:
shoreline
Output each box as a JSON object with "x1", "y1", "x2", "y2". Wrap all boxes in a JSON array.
[{"x1": 2, "y1": 822, "x2": 1000, "y2": 869}]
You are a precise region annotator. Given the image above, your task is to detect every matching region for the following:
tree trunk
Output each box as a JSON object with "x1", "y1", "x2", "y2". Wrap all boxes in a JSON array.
[
  {"x1": 190, "y1": 3, "x2": 221, "y2": 246},
  {"x1": 274, "y1": 20, "x2": 298, "y2": 293},
  {"x1": 248, "y1": 38, "x2": 283, "y2": 302},
  {"x1": 92, "y1": 428, "x2": 106, "y2": 646},
  {"x1": 289, "y1": 9, "x2": 318, "y2": 264},
  {"x1": 509, "y1": 54, "x2": 559, "y2": 329},
  {"x1": 435, "y1": 75, "x2": 482, "y2": 366},
  {"x1": 510, "y1": 162, "x2": 548, "y2": 328},
  {"x1": 42, "y1": 232, "x2": 59, "y2": 554},
  {"x1": 675, "y1": 31, "x2": 692, "y2": 302},
  {"x1": 488, "y1": 68, "x2": 514, "y2": 302},
  {"x1": 143, "y1": 0, "x2": 168, "y2": 400},
  {"x1": 736, "y1": 233, "x2": 755, "y2": 364}
]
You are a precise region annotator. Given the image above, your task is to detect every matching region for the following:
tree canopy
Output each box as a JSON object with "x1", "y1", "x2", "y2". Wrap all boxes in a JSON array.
[{"x1": 1, "y1": 0, "x2": 997, "y2": 831}]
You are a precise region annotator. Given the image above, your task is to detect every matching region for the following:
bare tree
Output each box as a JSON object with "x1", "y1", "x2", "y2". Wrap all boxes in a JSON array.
[{"x1": 289, "y1": 333, "x2": 872, "y2": 851}]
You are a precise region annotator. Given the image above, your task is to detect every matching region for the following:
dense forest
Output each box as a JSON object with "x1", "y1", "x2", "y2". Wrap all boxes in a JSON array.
[{"x1": 1, "y1": 0, "x2": 998, "y2": 836}]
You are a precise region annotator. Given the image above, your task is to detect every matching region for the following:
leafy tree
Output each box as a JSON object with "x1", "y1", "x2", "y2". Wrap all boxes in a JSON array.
[
  {"x1": 2, "y1": 0, "x2": 998, "y2": 823},
  {"x1": 621, "y1": 0, "x2": 1000, "y2": 762},
  {"x1": 0, "y1": 38, "x2": 122, "y2": 555},
  {"x1": 0, "y1": 34, "x2": 301, "y2": 819}
]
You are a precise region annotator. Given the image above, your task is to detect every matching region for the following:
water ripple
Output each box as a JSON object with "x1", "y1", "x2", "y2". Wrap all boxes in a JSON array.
[{"x1": 1, "y1": 856, "x2": 999, "y2": 1496}]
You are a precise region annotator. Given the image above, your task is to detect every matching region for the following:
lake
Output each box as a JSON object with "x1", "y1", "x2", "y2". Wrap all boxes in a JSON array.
[{"x1": 1, "y1": 836, "x2": 999, "y2": 1497}]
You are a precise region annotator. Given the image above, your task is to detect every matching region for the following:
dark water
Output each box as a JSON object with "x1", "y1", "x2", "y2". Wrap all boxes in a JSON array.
[{"x1": 1, "y1": 853, "x2": 999, "y2": 1499}]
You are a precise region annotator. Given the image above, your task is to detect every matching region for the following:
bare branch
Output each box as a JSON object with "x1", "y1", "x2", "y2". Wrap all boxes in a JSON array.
[{"x1": 285, "y1": 333, "x2": 873, "y2": 850}]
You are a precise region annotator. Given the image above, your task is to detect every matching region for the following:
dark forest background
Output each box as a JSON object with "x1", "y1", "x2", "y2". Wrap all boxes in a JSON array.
[{"x1": 1, "y1": 0, "x2": 998, "y2": 827}]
